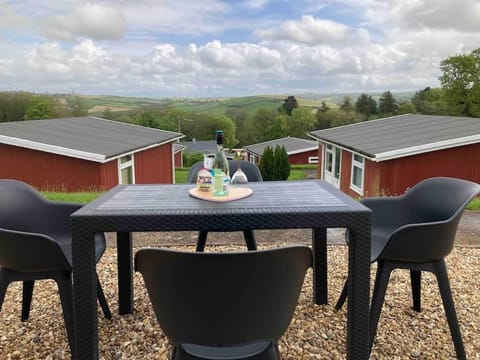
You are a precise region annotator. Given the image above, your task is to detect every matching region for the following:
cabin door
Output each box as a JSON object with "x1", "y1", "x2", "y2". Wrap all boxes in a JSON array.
[{"x1": 324, "y1": 144, "x2": 341, "y2": 188}]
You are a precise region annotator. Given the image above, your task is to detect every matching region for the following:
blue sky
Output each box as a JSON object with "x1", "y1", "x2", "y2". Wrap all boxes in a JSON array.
[{"x1": 0, "y1": 0, "x2": 479, "y2": 98}]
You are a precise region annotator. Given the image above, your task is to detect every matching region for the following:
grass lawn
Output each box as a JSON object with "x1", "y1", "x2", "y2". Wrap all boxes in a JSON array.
[{"x1": 42, "y1": 164, "x2": 480, "y2": 211}]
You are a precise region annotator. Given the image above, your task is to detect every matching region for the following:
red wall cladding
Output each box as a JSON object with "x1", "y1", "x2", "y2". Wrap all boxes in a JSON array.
[
  {"x1": 378, "y1": 143, "x2": 480, "y2": 196},
  {"x1": 288, "y1": 150, "x2": 318, "y2": 165},
  {"x1": 0, "y1": 144, "x2": 105, "y2": 191},
  {"x1": 134, "y1": 144, "x2": 173, "y2": 184}
]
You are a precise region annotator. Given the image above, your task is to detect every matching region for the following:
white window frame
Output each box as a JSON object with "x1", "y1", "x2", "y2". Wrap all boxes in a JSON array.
[
  {"x1": 118, "y1": 154, "x2": 136, "y2": 185},
  {"x1": 350, "y1": 153, "x2": 365, "y2": 195},
  {"x1": 308, "y1": 156, "x2": 318, "y2": 164}
]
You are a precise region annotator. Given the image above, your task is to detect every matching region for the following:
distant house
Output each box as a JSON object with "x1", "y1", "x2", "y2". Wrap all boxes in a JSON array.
[
  {"x1": 0, "y1": 117, "x2": 184, "y2": 191},
  {"x1": 244, "y1": 137, "x2": 318, "y2": 165},
  {"x1": 180, "y1": 139, "x2": 216, "y2": 155},
  {"x1": 309, "y1": 114, "x2": 480, "y2": 198},
  {"x1": 173, "y1": 143, "x2": 186, "y2": 168}
]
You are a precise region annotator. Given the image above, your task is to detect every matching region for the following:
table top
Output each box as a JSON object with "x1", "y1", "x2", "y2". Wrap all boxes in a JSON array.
[{"x1": 72, "y1": 180, "x2": 370, "y2": 232}]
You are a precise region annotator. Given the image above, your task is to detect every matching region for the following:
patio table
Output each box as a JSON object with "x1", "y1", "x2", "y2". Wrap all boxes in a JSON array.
[{"x1": 71, "y1": 180, "x2": 371, "y2": 359}]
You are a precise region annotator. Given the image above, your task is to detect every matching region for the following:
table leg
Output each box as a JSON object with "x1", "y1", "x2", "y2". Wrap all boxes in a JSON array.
[
  {"x1": 117, "y1": 232, "x2": 133, "y2": 314},
  {"x1": 72, "y1": 226, "x2": 98, "y2": 359},
  {"x1": 346, "y1": 220, "x2": 371, "y2": 360},
  {"x1": 312, "y1": 228, "x2": 328, "y2": 304}
]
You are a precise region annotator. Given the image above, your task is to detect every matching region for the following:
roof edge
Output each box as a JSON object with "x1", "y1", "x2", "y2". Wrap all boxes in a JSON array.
[
  {"x1": 375, "y1": 134, "x2": 480, "y2": 162},
  {"x1": 0, "y1": 134, "x2": 106, "y2": 162}
]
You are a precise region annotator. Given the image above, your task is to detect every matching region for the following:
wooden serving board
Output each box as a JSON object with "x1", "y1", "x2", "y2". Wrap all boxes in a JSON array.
[{"x1": 189, "y1": 187, "x2": 253, "y2": 202}]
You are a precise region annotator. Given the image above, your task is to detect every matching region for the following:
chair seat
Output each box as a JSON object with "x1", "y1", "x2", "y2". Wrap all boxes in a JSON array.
[{"x1": 180, "y1": 340, "x2": 275, "y2": 360}]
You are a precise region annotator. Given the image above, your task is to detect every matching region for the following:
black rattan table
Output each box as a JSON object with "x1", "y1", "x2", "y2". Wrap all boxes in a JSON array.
[{"x1": 71, "y1": 180, "x2": 371, "y2": 359}]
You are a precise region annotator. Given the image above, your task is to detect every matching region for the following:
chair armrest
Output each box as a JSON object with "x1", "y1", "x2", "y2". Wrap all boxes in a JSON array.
[
  {"x1": 0, "y1": 228, "x2": 70, "y2": 271},
  {"x1": 380, "y1": 219, "x2": 459, "y2": 262}
]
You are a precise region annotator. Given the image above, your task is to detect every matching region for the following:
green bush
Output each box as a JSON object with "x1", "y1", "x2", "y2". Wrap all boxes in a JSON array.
[
  {"x1": 259, "y1": 145, "x2": 290, "y2": 181},
  {"x1": 183, "y1": 151, "x2": 205, "y2": 167}
]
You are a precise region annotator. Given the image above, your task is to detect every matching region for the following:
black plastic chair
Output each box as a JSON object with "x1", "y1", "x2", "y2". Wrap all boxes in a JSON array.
[
  {"x1": 0, "y1": 179, "x2": 112, "y2": 352},
  {"x1": 135, "y1": 246, "x2": 312, "y2": 360},
  {"x1": 335, "y1": 177, "x2": 480, "y2": 359},
  {"x1": 187, "y1": 160, "x2": 263, "y2": 251}
]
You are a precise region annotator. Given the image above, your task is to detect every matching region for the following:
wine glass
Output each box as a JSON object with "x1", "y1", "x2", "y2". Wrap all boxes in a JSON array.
[{"x1": 231, "y1": 158, "x2": 248, "y2": 185}]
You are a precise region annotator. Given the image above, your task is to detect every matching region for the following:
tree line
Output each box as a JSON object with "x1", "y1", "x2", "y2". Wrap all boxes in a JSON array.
[
  {"x1": 1, "y1": 48, "x2": 478, "y2": 149},
  {"x1": 0, "y1": 92, "x2": 89, "y2": 122}
]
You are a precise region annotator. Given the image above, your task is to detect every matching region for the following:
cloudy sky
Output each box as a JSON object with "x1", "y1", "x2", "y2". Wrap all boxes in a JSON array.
[{"x1": 0, "y1": 0, "x2": 479, "y2": 98}]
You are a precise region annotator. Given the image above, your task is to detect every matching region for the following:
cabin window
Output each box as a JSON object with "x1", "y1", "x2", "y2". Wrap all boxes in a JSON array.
[
  {"x1": 350, "y1": 153, "x2": 364, "y2": 195},
  {"x1": 119, "y1": 154, "x2": 135, "y2": 185}
]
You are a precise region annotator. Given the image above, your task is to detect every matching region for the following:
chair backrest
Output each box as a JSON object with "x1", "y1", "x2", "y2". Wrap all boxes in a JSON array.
[
  {"x1": 0, "y1": 179, "x2": 51, "y2": 233},
  {"x1": 187, "y1": 160, "x2": 263, "y2": 184},
  {"x1": 381, "y1": 177, "x2": 480, "y2": 262},
  {"x1": 0, "y1": 179, "x2": 70, "y2": 271},
  {"x1": 135, "y1": 246, "x2": 312, "y2": 346}
]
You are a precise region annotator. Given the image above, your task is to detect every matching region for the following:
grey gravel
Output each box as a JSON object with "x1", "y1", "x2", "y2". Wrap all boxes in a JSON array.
[{"x1": 0, "y1": 239, "x2": 479, "y2": 359}]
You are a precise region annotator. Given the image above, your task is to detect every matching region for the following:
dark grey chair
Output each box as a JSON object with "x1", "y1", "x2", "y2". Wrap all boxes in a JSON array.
[
  {"x1": 335, "y1": 177, "x2": 480, "y2": 359},
  {"x1": 187, "y1": 160, "x2": 263, "y2": 251},
  {"x1": 0, "y1": 179, "x2": 111, "y2": 353},
  {"x1": 135, "y1": 246, "x2": 312, "y2": 360}
]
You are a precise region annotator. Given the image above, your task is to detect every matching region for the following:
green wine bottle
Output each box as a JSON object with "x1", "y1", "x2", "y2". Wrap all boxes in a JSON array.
[{"x1": 212, "y1": 130, "x2": 230, "y2": 196}]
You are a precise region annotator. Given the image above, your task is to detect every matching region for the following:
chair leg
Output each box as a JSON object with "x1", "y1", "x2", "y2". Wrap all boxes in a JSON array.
[
  {"x1": 21, "y1": 280, "x2": 35, "y2": 321},
  {"x1": 335, "y1": 277, "x2": 348, "y2": 310},
  {"x1": 0, "y1": 269, "x2": 11, "y2": 313},
  {"x1": 196, "y1": 231, "x2": 208, "y2": 252},
  {"x1": 243, "y1": 230, "x2": 257, "y2": 251},
  {"x1": 433, "y1": 260, "x2": 466, "y2": 360},
  {"x1": 369, "y1": 260, "x2": 393, "y2": 351},
  {"x1": 96, "y1": 274, "x2": 112, "y2": 319},
  {"x1": 410, "y1": 270, "x2": 421, "y2": 312},
  {"x1": 55, "y1": 272, "x2": 75, "y2": 354}
]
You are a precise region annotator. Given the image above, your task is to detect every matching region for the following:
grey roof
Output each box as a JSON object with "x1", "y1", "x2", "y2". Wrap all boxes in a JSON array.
[
  {"x1": 309, "y1": 114, "x2": 480, "y2": 161},
  {"x1": 173, "y1": 143, "x2": 186, "y2": 153},
  {"x1": 180, "y1": 140, "x2": 216, "y2": 154},
  {"x1": 244, "y1": 137, "x2": 318, "y2": 156},
  {"x1": 0, "y1": 116, "x2": 184, "y2": 162}
]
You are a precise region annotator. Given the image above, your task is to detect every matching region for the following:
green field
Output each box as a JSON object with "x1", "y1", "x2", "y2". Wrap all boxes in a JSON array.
[{"x1": 63, "y1": 94, "x2": 341, "y2": 116}]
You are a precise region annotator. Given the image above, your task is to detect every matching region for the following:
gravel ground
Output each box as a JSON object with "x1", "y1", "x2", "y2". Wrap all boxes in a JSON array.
[{"x1": 1, "y1": 212, "x2": 479, "y2": 359}]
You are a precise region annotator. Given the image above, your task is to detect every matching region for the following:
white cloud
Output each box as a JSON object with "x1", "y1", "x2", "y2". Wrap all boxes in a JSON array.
[
  {"x1": 38, "y1": 3, "x2": 127, "y2": 41},
  {"x1": 367, "y1": 0, "x2": 480, "y2": 33},
  {"x1": 1, "y1": 1, "x2": 480, "y2": 97},
  {"x1": 255, "y1": 15, "x2": 352, "y2": 45}
]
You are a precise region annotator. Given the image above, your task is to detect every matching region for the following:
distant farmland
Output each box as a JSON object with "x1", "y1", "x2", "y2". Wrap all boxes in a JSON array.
[{"x1": 59, "y1": 92, "x2": 413, "y2": 116}]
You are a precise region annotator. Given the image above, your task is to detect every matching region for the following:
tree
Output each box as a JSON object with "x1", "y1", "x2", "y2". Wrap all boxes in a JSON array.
[
  {"x1": 281, "y1": 96, "x2": 298, "y2": 116},
  {"x1": 24, "y1": 95, "x2": 55, "y2": 120},
  {"x1": 67, "y1": 96, "x2": 88, "y2": 117},
  {"x1": 340, "y1": 96, "x2": 354, "y2": 112},
  {"x1": 273, "y1": 145, "x2": 290, "y2": 180},
  {"x1": 378, "y1": 90, "x2": 398, "y2": 114},
  {"x1": 259, "y1": 145, "x2": 290, "y2": 181},
  {"x1": 288, "y1": 107, "x2": 316, "y2": 138},
  {"x1": 0, "y1": 91, "x2": 32, "y2": 122},
  {"x1": 397, "y1": 101, "x2": 417, "y2": 114},
  {"x1": 411, "y1": 87, "x2": 451, "y2": 115},
  {"x1": 319, "y1": 101, "x2": 330, "y2": 113},
  {"x1": 239, "y1": 109, "x2": 287, "y2": 145},
  {"x1": 355, "y1": 93, "x2": 377, "y2": 120},
  {"x1": 315, "y1": 108, "x2": 331, "y2": 129},
  {"x1": 439, "y1": 48, "x2": 480, "y2": 117},
  {"x1": 329, "y1": 109, "x2": 361, "y2": 127},
  {"x1": 102, "y1": 107, "x2": 113, "y2": 119},
  {"x1": 259, "y1": 146, "x2": 274, "y2": 181}
]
